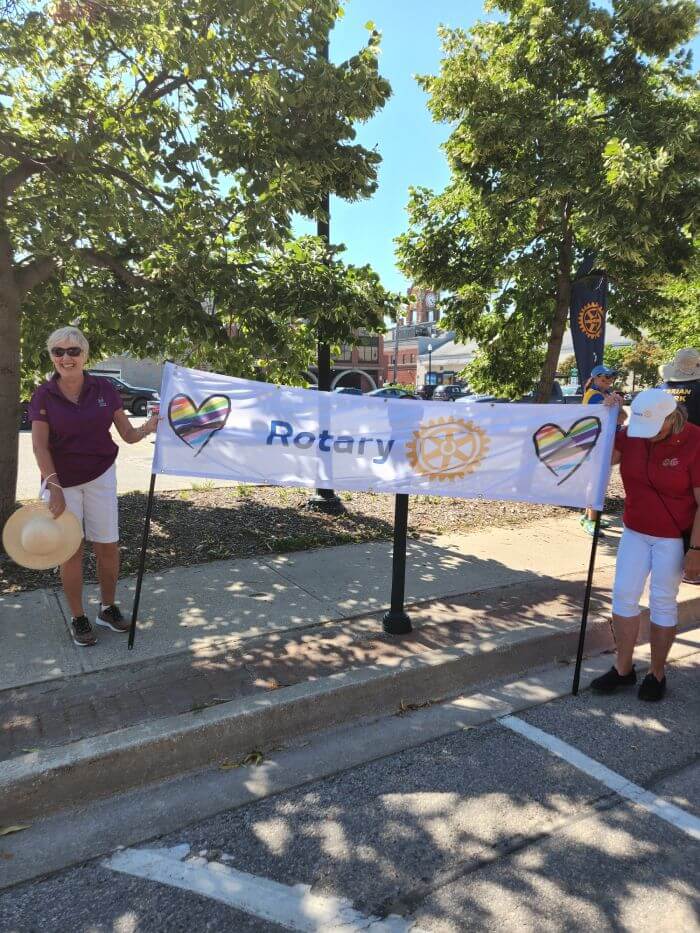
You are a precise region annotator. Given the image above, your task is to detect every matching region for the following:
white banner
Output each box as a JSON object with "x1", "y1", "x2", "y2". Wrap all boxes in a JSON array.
[{"x1": 152, "y1": 363, "x2": 616, "y2": 509}]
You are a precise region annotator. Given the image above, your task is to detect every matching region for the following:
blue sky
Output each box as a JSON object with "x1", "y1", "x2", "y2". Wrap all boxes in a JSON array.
[
  {"x1": 295, "y1": 0, "x2": 483, "y2": 295},
  {"x1": 296, "y1": 0, "x2": 699, "y2": 297}
]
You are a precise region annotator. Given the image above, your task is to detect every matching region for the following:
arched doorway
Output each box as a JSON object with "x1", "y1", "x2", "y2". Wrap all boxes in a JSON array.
[{"x1": 331, "y1": 369, "x2": 377, "y2": 392}]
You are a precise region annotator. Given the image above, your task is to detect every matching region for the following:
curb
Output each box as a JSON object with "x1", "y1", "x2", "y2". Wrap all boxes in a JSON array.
[{"x1": 2, "y1": 594, "x2": 699, "y2": 823}]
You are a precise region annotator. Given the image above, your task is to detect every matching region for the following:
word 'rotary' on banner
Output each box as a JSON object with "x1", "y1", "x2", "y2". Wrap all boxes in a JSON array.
[{"x1": 152, "y1": 363, "x2": 617, "y2": 510}]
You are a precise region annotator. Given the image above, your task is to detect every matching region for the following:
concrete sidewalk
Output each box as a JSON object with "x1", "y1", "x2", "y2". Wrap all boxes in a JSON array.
[
  {"x1": 2, "y1": 514, "x2": 622, "y2": 689},
  {"x1": 2, "y1": 513, "x2": 699, "y2": 822}
]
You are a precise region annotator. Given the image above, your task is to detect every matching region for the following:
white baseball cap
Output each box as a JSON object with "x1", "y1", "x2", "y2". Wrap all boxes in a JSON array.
[{"x1": 627, "y1": 388, "x2": 677, "y2": 439}]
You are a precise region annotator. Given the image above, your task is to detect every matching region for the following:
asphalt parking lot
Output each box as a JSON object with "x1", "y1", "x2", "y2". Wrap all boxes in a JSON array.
[{"x1": 1, "y1": 650, "x2": 697, "y2": 932}]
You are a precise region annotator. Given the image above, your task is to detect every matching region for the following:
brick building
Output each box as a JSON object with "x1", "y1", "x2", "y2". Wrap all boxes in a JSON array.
[
  {"x1": 381, "y1": 286, "x2": 446, "y2": 387},
  {"x1": 307, "y1": 330, "x2": 384, "y2": 392}
]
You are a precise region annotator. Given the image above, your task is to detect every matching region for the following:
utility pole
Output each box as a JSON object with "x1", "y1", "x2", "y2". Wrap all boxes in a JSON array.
[
  {"x1": 307, "y1": 32, "x2": 342, "y2": 514},
  {"x1": 392, "y1": 316, "x2": 400, "y2": 384}
]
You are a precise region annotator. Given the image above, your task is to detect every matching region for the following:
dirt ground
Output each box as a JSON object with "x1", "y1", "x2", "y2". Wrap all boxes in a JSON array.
[{"x1": 0, "y1": 475, "x2": 625, "y2": 595}]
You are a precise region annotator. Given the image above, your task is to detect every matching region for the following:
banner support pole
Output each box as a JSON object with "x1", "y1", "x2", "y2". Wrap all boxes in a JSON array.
[
  {"x1": 383, "y1": 494, "x2": 412, "y2": 635},
  {"x1": 128, "y1": 472, "x2": 157, "y2": 650},
  {"x1": 572, "y1": 511, "x2": 603, "y2": 694}
]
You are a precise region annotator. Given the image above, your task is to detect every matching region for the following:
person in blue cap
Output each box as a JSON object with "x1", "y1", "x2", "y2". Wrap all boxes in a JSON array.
[
  {"x1": 582, "y1": 363, "x2": 619, "y2": 406},
  {"x1": 580, "y1": 364, "x2": 627, "y2": 535}
]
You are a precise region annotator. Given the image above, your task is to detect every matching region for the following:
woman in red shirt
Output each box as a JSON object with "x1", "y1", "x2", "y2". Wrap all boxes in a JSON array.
[{"x1": 591, "y1": 389, "x2": 700, "y2": 701}]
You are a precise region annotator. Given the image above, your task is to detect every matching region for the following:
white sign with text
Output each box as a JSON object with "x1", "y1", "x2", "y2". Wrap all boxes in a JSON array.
[{"x1": 152, "y1": 363, "x2": 616, "y2": 509}]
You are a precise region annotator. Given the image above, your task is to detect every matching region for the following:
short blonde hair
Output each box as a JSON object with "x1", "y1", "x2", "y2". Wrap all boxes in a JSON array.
[
  {"x1": 666, "y1": 404, "x2": 688, "y2": 435},
  {"x1": 47, "y1": 326, "x2": 89, "y2": 356}
]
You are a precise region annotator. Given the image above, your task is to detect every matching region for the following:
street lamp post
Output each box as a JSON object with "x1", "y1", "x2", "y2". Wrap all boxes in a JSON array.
[
  {"x1": 307, "y1": 32, "x2": 342, "y2": 514},
  {"x1": 427, "y1": 342, "x2": 433, "y2": 385}
]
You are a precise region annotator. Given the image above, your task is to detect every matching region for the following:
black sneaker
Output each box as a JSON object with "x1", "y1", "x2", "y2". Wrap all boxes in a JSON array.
[
  {"x1": 590, "y1": 665, "x2": 636, "y2": 693},
  {"x1": 71, "y1": 615, "x2": 97, "y2": 647},
  {"x1": 96, "y1": 604, "x2": 129, "y2": 633},
  {"x1": 638, "y1": 673, "x2": 666, "y2": 702}
]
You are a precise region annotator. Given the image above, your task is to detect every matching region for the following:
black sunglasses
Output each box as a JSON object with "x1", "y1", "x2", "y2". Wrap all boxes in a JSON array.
[{"x1": 51, "y1": 347, "x2": 83, "y2": 357}]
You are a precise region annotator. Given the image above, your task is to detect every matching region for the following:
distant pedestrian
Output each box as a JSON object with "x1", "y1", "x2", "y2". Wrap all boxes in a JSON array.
[
  {"x1": 591, "y1": 389, "x2": 700, "y2": 701},
  {"x1": 28, "y1": 326, "x2": 159, "y2": 646},
  {"x1": 659, "y1": 347, "x2": 700, "y2": 427},
  {"x1": 580, "y1": 364, "x2": 626, "y2": 535}
]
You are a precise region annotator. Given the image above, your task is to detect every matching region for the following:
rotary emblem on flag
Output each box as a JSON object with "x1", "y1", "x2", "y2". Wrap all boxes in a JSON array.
[
  {"x1": 577, "y1": 301, "x2": 604, "y2": 339},
  {"x1": 407, "y1": 417, "x2": 489, "y2": 481}
]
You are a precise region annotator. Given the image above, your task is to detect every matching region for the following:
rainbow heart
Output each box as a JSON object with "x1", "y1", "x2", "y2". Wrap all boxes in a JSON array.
[
  {"x1": 533, "y1": 417, "x2": 601, "y2": 485},
  {"x1": 168, "y1": 394, "x2": 231, "y2": 456}
]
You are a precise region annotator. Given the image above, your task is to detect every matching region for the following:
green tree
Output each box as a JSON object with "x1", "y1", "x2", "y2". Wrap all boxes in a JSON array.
[
  {"x1": 600, "y1": 345, "x2": 630, "y2": 383},
  {"x1": 206, "y1": 236, "x2": 398, "y2": 383},
  {"x1": 647, "y1": 251, "x2": 700, "y2": 354},
  {"x1": 0, "y1": 0, "x2": 390, "y2": 522},
  {"x1": 396, "y1": 0, "x2": 699, "y2": 401},
  {"x1": 558, "y1": 354, "x2": 577, "y2": 380},
  {"x1": 621, "y1": 338, "x2": 665, "y2": 388}
]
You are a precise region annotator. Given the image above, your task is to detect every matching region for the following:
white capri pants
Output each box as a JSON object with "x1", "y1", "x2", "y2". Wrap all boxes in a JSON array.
[
  {"x1": 42, "y1": 463, "x2": 119, "y2": 544},
  {"x1": 612, "y1": 526, "x2": 684, "y2": 628}
]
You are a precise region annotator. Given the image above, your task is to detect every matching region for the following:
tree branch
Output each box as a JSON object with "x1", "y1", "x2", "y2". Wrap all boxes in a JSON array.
[
  {"x1": 16, "y1": 256, "x2": 58, "y2": 296},
  {"x1": 91, "y1": 162, "x2": 168, "y2": 210},
  {"x1": 77, "y1": 248, "x2": 155, "y2": 289},
  {"x1": 0, "y1": 141, "x2": 63, "y2": 202},
  {"x1": 139, "y1": 74, "x2": 190, "y2": 102}
]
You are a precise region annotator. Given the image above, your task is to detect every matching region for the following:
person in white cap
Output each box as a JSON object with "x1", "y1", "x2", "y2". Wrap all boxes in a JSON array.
[
  {"x1": 591, "y1": 388, "x2": 700, "y2": 701},
  {"x1": 659, "y1": 347, "x2": 700, "y2": 427}
]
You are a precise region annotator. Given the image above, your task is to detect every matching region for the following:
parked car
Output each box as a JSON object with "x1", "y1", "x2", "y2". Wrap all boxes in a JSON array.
[
  {"x1": 561, "y1": 384, "x2": 583, "y2": 404},
  {"x1": 432, "y1": 384, "x2": 469, "y2": 402},
  {"x1": 87, "y1": 371, "x2": 159, "y2": 416},
  {"x1": 367, "y1": 387, "x2": 418, "y2": 400},
  {"x1": 456, "y1": 393, "x2": 508, "y2": 404},
  {"x1": 416, "y1": 384, "x2": 436, "y2": 400},
  {"x1": 19, "y1": 400, "x2": 31, "y2": 431},
  {"x1": 517, "y1": 380, "x2": 566, "y2": 404},
  {"x1": 333, "y1": 386, "x2": 363, "y2": 395}
]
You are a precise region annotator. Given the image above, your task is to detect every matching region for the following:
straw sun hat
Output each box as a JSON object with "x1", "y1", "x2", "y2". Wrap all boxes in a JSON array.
[
  {"x1": 2, "y1": 502, "x2": 82, "y2": 570},
  {"x1": 659, "y1": 348, "x2": 700, "y2": 383}
]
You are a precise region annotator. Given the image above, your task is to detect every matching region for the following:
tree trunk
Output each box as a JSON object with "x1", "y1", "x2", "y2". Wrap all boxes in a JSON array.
[
  {"x1": 536, "y1": 202, "x2": 573, "y2": 403},
  {"x1": 0, "y1": 282, "x2": 21, "y2": 533}
]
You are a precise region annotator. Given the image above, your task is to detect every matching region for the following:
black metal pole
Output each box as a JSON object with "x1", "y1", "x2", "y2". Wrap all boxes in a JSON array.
[
  {"x1": 572, "y1": 511, "x2": 603, "y2": 694},
  {"x1": 128, "y1": 472, "x2": 157, "y2": 650},
  {"x1": 307, "y1": 33, "x2": 342, "y2": 515},
  {"x1": 383, "y1": 494, "x2": 412, "y2": 635}
]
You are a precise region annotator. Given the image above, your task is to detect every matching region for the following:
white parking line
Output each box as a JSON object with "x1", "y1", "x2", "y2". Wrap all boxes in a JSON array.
[
  {"x1": 500, "y1": 715, "x2": 700, "y2": 841},
  {"x1": 105, "y1": 845, "x2": 422, "y2": 932}
]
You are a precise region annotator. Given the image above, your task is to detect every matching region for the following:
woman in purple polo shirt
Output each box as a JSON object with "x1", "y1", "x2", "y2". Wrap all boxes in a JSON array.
[{"x1": 29, "y1": 326, "x2": 159, "y2": 647}]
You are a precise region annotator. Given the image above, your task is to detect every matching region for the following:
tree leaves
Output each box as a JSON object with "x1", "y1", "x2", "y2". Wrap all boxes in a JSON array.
[{"x1": 397, "y1": 0, "x2": 699, "y2": 397}]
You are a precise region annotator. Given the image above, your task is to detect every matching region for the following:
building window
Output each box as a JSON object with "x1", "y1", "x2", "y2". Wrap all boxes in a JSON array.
[
  {"x1": 337, "y1": 344, "x2": 352, "y2": 362},
  {"x1": 356, "y1": 334, "x2": 378, "y2": 363}
]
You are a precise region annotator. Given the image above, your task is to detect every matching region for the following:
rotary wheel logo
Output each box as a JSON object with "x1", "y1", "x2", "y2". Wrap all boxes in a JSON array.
[
  {"x1": 406, "y1": 417, "x2": 489, "y2": 482},
  {"x1": 577, "y1": 301, "x2": 604, "y2": 340}
]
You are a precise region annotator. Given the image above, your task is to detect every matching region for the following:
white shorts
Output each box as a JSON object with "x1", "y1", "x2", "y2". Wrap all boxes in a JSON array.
[
  {"x1": 612, "y1": 526, "x2": 684, "y2": 628},
  {"x1": 42, "y1": 464, "x2": 119, "y2": 544}
]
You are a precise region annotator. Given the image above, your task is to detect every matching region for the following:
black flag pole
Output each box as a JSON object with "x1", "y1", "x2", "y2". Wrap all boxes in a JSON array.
[
  {"x1": 383, "y1": 493, "x2": 412, "y2": 635},
  {"x1": 128, "y1": 472, "x2": 157, "y2": 650},
  {"x1": 572, "y1": 510, "x2": 603, "y2": 694}
]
